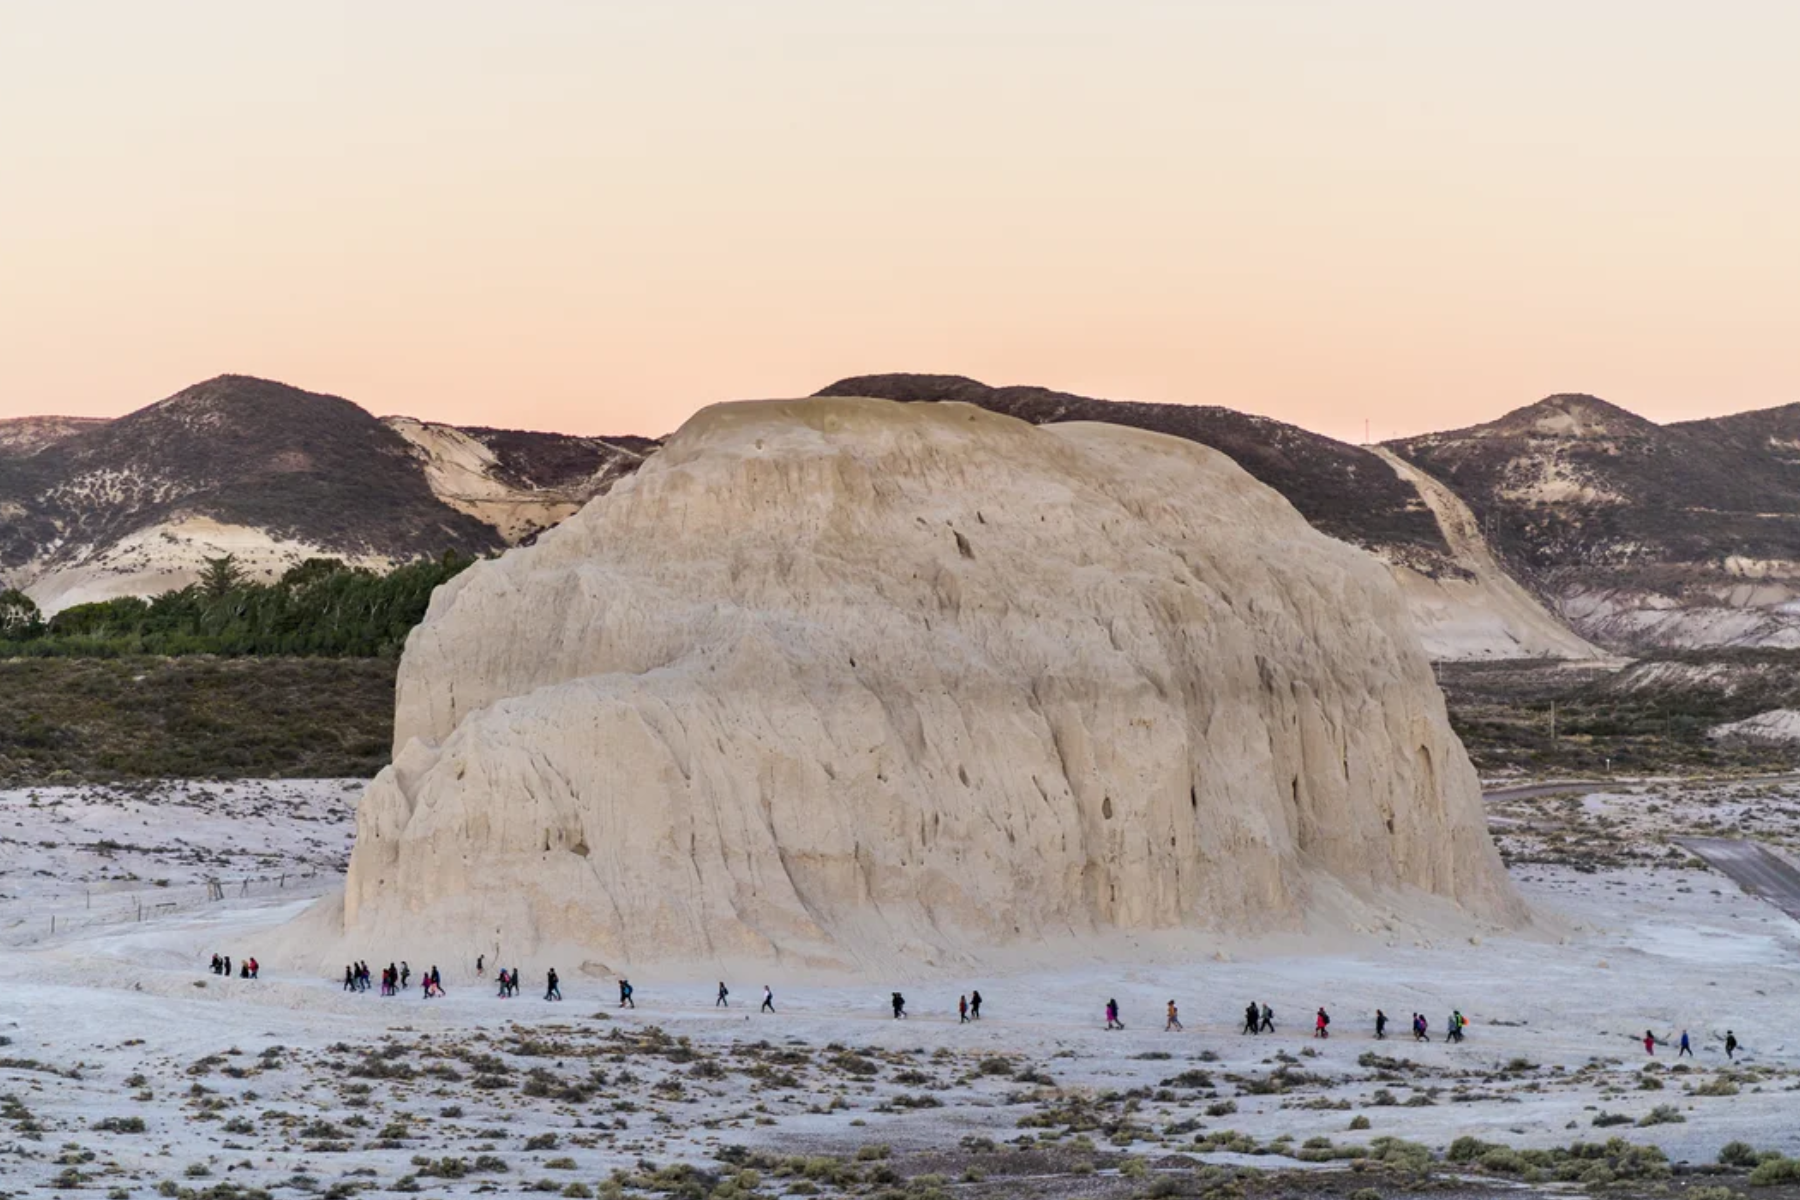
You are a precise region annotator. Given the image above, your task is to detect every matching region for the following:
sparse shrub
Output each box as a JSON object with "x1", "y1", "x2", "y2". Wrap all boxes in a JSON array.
[
  {"x1": 94, "y1": 1116, "x2": 146, "y2": 1133},
  {"x1": 1448, "y1": 1137, "x2": 1500, "y2": 1162},
  {"x1": 1750, "y1": 1157, "x2": 1800, "y2": 1187},
  {"x1": 1637, "y1": 1104, "x2": 1686, "y2": 1127}
]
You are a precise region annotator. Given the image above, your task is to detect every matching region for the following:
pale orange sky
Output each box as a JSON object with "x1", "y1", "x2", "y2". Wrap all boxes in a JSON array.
[{"x1": 2, "y1": 1, "x2": 1797, "y2": 443}]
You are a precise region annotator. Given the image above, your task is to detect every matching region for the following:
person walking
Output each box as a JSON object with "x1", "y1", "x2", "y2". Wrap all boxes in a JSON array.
[
  {"x1": 1314, "y1": 1007, "x2": 1330, "y2": 1039},
  {"x1": 1446, "y1": 1011, "x2": 1463, "y2": 1043},
  {"x1": 545, "y1": 968, "x2": 561, "y2": 1001},
  {"x1": 400, "y1": 962, "x2": 410, "y2": 990},
  {"x1": 1375, "y1": 1009, "x2": 1388, "y2": 1039},
  {"x1": 970, "y1": 990, "x2": 983, "y2": 1020},
  {"x1": 716, "y1": 982, "x2": 729, "y2": 1008},
  {"x1": 496, "y1": 968, "x2": 511, "y2": 998},
  {"x1": 1726, "y1": 1031, "x2": 1739, "y2": 1060},
  {"x1": 761, "y1": 985, "x2": 775, "y2": 1013},
  {"x1": 1260, "y1": 1003, "x2": 1275, "y2": 1033},
  {"x1": 248, "y1": 957, "x2": 258, "y2": 980},
  {"x1": 344, "y1": 965, "x2": 355, "y2": 992},
  {"x1": 224, "y1": 956, "x2": 232, "y2": 978},
  {"x1": 1452, "y1": 1010, "x2": 1467, "y2": 1041},
  {"x1": 959, "y1": 995, "x2": 970, "y2": 1024},
  {"x1": 892, "y1": 992, "x2": 907, "y2": 1019},
  {"x1": 619, "y1": 979, "x2": 635, "y2": 1008},
  {"x1": 1165, "y1": 1000, "x2": 1183, "y2": 1032},
  {"x1": 1678, "y1": 1029, "x2": 1693, "y2": 1058},
  {"x1": 1105, "y1": 998, "x2": 1124, "y2": 1030},
  {"x1": 476, "y1": 954, "x2": 485, "y2": 978},
  {"x1": 1643, "y1": 1029, "x2": 1658, "y2": 1055},
  {"x1": 1243, "y1": 1003, "x2": 1260, "y2": 1035}
]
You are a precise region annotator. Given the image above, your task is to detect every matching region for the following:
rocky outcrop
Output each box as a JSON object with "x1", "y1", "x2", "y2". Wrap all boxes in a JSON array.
[
  {"x1": 339, "y1": 397, "x2": 1524, "y2": 974},
  {"x1": 815, "y1": 374, "x2": 1601, "y2": 662}
]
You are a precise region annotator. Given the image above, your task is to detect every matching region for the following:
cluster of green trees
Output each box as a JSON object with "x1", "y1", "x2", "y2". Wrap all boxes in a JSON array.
[{"x1": 0, "y1": 552, "x2": 475, "y2": 658}]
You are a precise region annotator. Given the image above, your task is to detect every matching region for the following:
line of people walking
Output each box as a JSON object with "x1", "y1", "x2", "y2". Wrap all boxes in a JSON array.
[
  {"x1": 205, "y1": 954, "x2": 1753, "y2": 1062},
  {"x1": 341, "y1": 960, "x2": 444, "y2": 997}
]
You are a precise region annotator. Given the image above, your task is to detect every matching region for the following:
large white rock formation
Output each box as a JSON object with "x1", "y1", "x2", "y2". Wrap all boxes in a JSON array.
[{"x1": 339, "y1": 397, "x2": 1524, "y2": 974}]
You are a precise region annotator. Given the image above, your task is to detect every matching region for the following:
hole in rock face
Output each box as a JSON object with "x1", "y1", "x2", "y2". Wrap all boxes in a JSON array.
[
  {"x1": 954, "y1": 530, "x2": 974, "y2": 559},
  {"x1": 1101, "y1": 796, "x2": 1114, "y2": 820},
  {"x1": 1190, "y1": 785, "x2": 1198, "y2": 810},
  {"x1": 958, "y1": 765, "x2": 970, "y2": 786},
  {"x1": 1385, "y1": 816, "x2": 1395, "y2": 834}
]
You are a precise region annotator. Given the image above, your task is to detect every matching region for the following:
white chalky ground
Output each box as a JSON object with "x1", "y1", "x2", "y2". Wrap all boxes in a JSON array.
[{"x1": 4, "y1": 779, "x2": 1800, "y2": 1197}]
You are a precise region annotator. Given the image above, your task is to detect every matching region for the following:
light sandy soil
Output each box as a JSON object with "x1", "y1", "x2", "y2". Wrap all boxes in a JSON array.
[
  {"x1": 18, "y1": 516, "x2": 393, "y2": 615},
  {"x1": 1371, "y1": 447, "x2": 1607, "y2": 663},
  {"x1": 5, "y1": 780, "x2": 1800, "y2": 1197}
]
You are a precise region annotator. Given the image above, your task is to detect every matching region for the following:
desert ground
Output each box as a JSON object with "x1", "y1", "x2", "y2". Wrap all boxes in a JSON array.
[{"x1": 5, "y1": 779, "x2": 1800, "y2": 1199}]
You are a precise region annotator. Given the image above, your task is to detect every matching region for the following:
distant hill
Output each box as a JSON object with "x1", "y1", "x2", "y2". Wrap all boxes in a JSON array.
[
  {"x1": 0, "y1": 375, "x2": 653, "y2": 613},
  {"x1": 18, "y1": 370, "x2": 1800, "y2": 658},
  {"x1": 0, "y1": 415, "x2": 109, "y2": 458},
  {"x1": 1388, "y1": 394, "x2": 1800, "y2": 650}
]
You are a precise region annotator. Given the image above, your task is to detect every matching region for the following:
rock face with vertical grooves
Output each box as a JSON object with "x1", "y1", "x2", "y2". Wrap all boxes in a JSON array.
[{"x1": 339, "y1": 396, "x2": 1524, "y2": 973}]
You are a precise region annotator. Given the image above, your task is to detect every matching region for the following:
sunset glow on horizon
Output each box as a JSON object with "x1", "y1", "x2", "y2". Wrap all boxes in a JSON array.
[{"x1": 3, "y1": 1, "x2": 1797, "y2": 444}]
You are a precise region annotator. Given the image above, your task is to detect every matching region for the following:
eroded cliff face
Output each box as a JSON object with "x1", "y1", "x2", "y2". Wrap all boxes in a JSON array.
[{"x1": 341, "y1": 397, "x2": 1523, "y2": 973}]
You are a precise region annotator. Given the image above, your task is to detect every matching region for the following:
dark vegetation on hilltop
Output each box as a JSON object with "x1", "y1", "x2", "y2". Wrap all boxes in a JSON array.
[
  {"x1": 456, "y1": 425, "x2": 660, "y2": 490},
  {"x1": 0, "y1": 553, "x2": 474, "y2": 658},
  {"x1": 816, "y1": 373, "x2": 1455, "y2": 569},
  {"x1": 0, "y1": 657, "x2": 395, "y2": 783}
]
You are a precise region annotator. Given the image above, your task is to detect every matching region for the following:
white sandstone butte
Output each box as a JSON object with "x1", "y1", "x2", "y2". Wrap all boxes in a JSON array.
[{"x1": 334, "y1": 397, "x2": 1526, "y2": 975}]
